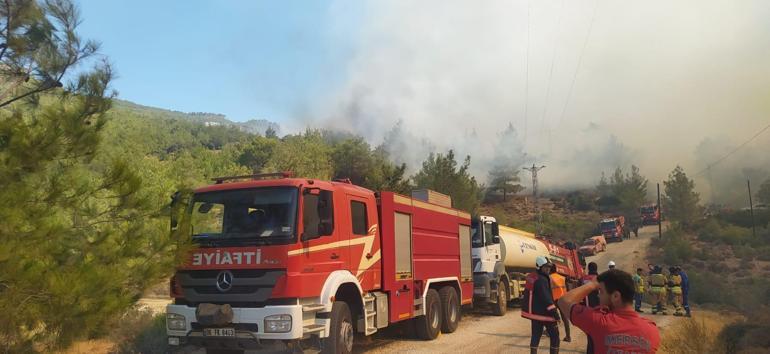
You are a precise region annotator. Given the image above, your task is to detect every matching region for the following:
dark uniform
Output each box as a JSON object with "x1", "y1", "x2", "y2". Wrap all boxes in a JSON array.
[{"x1": 522, "y1": 268, "x2": 560, "y2": 354}]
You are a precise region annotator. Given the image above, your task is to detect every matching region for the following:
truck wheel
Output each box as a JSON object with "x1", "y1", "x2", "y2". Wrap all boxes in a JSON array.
[
  {"x1": 416, "y1": 289, "x2": 442, "y2": 340},
  {"x1": 321, "y1": 301, "x2": 354, "y2": 354},
  {"x1": 491, "y1": 281, "x2": 508, "y2": 316},
  {"x1": 439, "y1": 286, "x2": 460, "y2": 333}
]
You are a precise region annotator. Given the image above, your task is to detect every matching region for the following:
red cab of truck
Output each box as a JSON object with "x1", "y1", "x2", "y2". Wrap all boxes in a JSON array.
[
  {"x1": 640, "y1": 204, "x2": 660, "y2": 225},
  {"x1": 542, "y1": 239, "x2": 585, "y2": 283},
  {"x1": 166, "y1": 173, "x2": 473, "y2": 352},
  {"x1": 598, "y1": 216, "x2": 625, "y2": 243}
]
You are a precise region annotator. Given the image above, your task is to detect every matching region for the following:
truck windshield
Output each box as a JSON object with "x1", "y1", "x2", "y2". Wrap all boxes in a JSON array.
[
  {"x1": 190, "y1": 187, "x2": 298, "y2": 245},
  {"x1": 583, "y1": 239, "x2": 595, "y2": 246},
  {"x1": 471, "y1": 221, "x2": 483, "y2": 248},
  {"x1": 600, "y1": 221, "x2": 616, "y2": 230}
]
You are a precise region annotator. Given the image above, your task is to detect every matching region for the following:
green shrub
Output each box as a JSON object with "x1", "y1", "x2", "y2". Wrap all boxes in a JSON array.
[
  {"x1": 566, "y1": 191, "x2": 596, "y2": 212},
  {"x1": 717, "y1": 321, "x2": 770, "y2": 354},
  {"x1": 662, "y1": 231, "x2": 694, "y2": 264},
  {"x1": 700, "y1": 222, "x2": 748, "y2": 245},
  {"x1": 112, "y1": 308, "x2": 168, "y2": 354},
  {"x1": 756, "y1": 246, "x2": 770, "y2": 261},
  {"x1": 719, "y1": 210, "x2": 770, "y2": 230},
  {"x1": 733, "y1": 244, "x2": 757, "y2": 260},
  {"x1": 688, "y1": 271, "x2": 724, "y2": 305}
]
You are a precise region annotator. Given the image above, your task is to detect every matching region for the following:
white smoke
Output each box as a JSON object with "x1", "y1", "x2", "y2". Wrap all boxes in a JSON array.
[{"x1": 311, "y1": 0, "x2": 770, "y2": 197}]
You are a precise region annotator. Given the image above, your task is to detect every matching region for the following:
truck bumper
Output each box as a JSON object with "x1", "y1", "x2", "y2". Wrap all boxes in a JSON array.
[{"x1": 166, "y1": 303, "x2": 316, "y2": 349}]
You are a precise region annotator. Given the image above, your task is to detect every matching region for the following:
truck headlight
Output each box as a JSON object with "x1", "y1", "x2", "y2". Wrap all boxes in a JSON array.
[
  {"x1": 167, "y1": 313, "x2": 186, "y2": 331},
  {"x1": 264, "y1": 314, "x2": 292, "y2": 333}
]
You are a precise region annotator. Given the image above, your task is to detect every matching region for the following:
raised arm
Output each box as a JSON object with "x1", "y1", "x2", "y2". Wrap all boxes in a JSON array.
[{"x1": 557, "y1": 280, "x2": 599, "y2": 322}]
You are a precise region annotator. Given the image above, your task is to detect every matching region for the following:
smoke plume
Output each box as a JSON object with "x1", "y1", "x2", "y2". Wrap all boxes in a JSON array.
[{"x1": 311, "y1": 0, "x2": 770, "y2": 203}]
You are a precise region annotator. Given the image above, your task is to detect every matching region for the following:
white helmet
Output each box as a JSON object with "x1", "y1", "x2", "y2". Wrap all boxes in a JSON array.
[
  {"x1": 608, "y1": 260, "x2": 616, "y2": 268},
  {"x1": 536, "y1": 256, "x2": 550, "y2": 268}
]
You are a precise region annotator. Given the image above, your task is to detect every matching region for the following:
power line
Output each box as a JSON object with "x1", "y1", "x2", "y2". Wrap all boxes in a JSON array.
[
  {"x1": 523, "y1": 0, "x2": 531, "y2": 149},
  {"x1": 695, "y1": 121, "x2": 770, "y2": 177},
  {"x1": 558, "y1": 0, "x2": 599, "y2": 126},
  {"x1": 540, "y1": 0, "x2": 566, "y2": 135}
]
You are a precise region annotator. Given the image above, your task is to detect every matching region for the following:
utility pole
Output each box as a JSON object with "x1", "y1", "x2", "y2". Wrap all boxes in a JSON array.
[
  {"x1": 523, "y1": 164, "x2": 546, "y2": 235},
  {"x1": 657, "y1": 183, "x2": 662, "y2": 239},
  {"x1": 748, "y1": 179, "x2": 756, "y2": 238}
]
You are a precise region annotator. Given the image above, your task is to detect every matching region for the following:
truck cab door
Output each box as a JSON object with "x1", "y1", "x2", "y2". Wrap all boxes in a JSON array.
[
  {"x1": 298, "y1": 188, "x2": 344, "y2": 274},
  {"x1": 484, "y1": 221, "x2": 501, "y2": 264},
  {"x1": 347, "y1": 194, "x2": 381, "y2": 290}
]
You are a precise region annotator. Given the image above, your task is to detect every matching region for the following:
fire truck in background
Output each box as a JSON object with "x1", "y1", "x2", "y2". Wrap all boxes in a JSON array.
[
  {"x1": 470, "y1": 215, "x2": 585, "y2": 315},
  {"x1": 640, "y1": 204, "x2": 660, "y2": 225},
  {"x1": 166, "y1": 173, "x2": 473, "y2": 353},
  {"x1": 599, "y1": 216, "x2": 627, "y2": 243}
]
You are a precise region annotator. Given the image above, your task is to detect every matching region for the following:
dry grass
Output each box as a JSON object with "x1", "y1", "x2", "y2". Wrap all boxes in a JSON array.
[
  {"x1": 57, "y1": 339, "x2": 114, "y2": 354},
  {"x1": 59, "y1": 307, "x2": 167, "y2": 354},
  {"x1": 659, "y1": 310, "x2": 743, "y2": 354}
]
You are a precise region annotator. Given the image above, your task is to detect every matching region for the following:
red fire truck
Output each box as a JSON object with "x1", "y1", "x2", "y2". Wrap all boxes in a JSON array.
[
  {"x1": 166, "y1": 173, "x2": 473, "y2": 353},
  {"x1": 640, "y1": 204, "x2": 660, "y2": 225}
]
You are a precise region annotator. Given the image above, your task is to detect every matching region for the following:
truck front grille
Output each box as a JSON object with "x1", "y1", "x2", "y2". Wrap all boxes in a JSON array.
[{"x1": 176, "y1": 269, "x2": 285, "y2": 307}]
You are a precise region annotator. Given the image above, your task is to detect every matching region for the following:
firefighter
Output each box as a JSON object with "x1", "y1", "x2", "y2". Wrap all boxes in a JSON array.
[
  {"x1": 678, "y1": 266, "x2": 691, "y2": 317},
  {"x1": 522, "y1": 256, "x2": 560, "y2": 354},
  {"x1": 648, "y1": 266, "x2": 667, "y2": 315},
  {"x1": 608, "y1": 260, "x2": 616, "y2": 270},
  {"x1": 669, "y1": 267, "x2": 684, "y2": 316},
  {"x1": 633, "y1": 268, "x2": 646, "y2": 313},
  {"x1": 557, "y1": 269, "x2": 661, "y2": 353},
  {"x1": 581, "y1": 262, "x2": 600, "y2": 307},
  {"x1": 550, "y1": 266, "x2": 571, "y2": 342}
]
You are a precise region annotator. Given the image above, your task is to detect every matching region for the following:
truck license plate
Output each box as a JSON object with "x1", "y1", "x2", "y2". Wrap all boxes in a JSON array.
[{"x1": 203, "y1": 328, "x2": 235, "y2": 337}]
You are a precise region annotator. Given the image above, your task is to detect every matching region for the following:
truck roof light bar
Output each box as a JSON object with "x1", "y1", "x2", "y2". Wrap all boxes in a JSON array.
[{"x1": 211, "y1": 171, "x2": 293, "y2": 184}]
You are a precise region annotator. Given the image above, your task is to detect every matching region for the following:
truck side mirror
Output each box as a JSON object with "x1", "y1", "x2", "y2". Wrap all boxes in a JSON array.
[
  {"x1": 301, "y1": 189, "x2": 334, "y2": 241},
  {"x1": 318, "y1": 190, "x2": 334, "y2": 236},
  {"x1": 170, "y1": 192, "x2": 180, "y2": 230},
  {"x1": 492, "y1": 222, "x2": 500, "y2": 244}
]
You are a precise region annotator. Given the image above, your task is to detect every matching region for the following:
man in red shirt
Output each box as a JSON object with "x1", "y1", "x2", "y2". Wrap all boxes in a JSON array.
[{"x1": 557, "y1": 269, "x2": 660, "y2": 353}]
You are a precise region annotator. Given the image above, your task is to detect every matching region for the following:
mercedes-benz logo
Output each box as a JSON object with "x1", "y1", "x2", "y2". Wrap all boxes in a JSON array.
[{"x1": 216, "y1": 270, "x2": 234, "y2": 292}]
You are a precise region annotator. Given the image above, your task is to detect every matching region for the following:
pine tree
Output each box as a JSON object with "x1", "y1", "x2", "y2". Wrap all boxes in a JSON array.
[
  {"x1": 266, "y1": 129, "x2": 333, "y2": 179},
  {"x1": 487, "y1": 163, "x2": 524, "y2": 202},
  {"x1": 413, "y1": 150, "x2": 481, "y2": 213},
  {"x1": 595, "y1": 166, "x2": 648, "y2": 218},
  {"x1": 265, "y1": 126, "x2": 278, "y2": 139},
  {"x1": 1, "y1": 1, "x2": 179, "y2": 351},
  {"x1": 663, "y1": 165, "x2": 701, "y2": 228},
  {"x1": 329, "y1": 137, "x2": 411, "y2": 193},
  {"x1": 596, "y1": 172, "x2": 611, "y2": 197},
  {"x1": 486, "y1": 123, "x2": 525, "y2": 202}
]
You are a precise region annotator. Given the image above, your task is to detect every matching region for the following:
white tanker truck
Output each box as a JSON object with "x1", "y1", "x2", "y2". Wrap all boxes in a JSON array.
[{"x1": 471, "y1": 215, "x2": 585, "y2": 316}]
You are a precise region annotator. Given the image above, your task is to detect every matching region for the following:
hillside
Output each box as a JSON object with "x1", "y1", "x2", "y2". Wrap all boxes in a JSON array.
[
  {"x1": 478, "y1": 194, "x2": 603, "y2": 242},
  {"x1": 647, "y1": 214, "x2": 770, "y2": 353},
  {"x1": 112, "y1": 99, "x2": 281, "y2": 136}
]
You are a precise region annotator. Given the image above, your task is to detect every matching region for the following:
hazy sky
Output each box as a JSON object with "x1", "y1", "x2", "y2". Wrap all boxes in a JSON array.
[{"x1": 78, "y1": 0, "x2": 770, "y2": 199}]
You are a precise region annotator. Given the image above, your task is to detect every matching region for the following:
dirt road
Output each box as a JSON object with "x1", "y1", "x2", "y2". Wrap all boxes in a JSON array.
[
  {"x1": 586, "y1": 224, "x2": 664, "y2": 275},
  {"x1": 357, "y1": 225, "x2": 674, "y2": 354}
]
